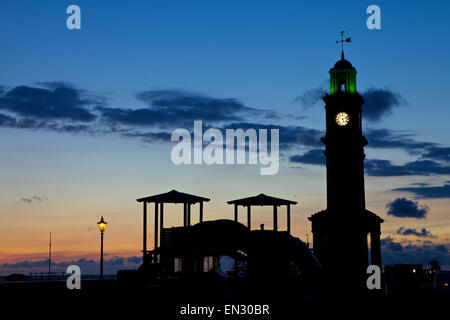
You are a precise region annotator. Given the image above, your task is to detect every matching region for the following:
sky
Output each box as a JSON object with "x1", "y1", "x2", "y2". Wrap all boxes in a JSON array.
[{"x1": 0, "y1": 0, "x2": 449, "y2": 275}]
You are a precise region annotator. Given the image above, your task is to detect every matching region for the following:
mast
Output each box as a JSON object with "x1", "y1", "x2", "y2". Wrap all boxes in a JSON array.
[{"x1": 48, "y1": 232, "x2": 52, "y2": 273}]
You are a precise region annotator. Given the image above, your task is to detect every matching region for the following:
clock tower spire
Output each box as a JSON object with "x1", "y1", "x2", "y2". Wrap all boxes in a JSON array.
[{"x1": 309, "y1": 44, "x2": 383, "y2": 291}]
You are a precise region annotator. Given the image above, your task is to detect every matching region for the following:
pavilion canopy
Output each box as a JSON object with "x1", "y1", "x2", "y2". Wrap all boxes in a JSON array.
[
  {"x1": 137, "y1": 189, "x2": 210, "y2": 204},
  {"x1": 227, "y1": 193, "x2": 297, "y2": 206}
]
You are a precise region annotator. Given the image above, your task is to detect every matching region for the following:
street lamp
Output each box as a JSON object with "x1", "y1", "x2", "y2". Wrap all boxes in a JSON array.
[{"x1": 97, "y1": 216, "x2": 107, "y2": 279}]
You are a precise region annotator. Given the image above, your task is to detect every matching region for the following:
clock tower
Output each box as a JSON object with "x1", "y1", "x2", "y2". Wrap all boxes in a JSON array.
[{"x1": 309, "y1": 50, "x2": 383, "y2": 290}]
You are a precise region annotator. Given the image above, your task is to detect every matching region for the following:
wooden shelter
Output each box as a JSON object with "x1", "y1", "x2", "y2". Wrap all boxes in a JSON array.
[
  {"x1": 136, "y1": 190, "x2": 210, "y2": 263},
  {"x1": 227, "y1": 193, "x2": 297, "y2": 234}
]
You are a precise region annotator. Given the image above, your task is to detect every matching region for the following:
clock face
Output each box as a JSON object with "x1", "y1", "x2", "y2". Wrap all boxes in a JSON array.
[{"x1": 336, "y1": 112, "x2": 350, "y2": 126}]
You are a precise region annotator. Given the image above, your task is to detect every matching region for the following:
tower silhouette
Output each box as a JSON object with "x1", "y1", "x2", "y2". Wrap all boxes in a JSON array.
[{"x1": 309, "y1": 50, "x2": 383, "y2": 290}]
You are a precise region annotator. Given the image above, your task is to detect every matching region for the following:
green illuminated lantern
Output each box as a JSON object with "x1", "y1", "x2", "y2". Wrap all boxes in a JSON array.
[{"x1": 329, "y1": 52, "x2": 357, "y2": 94}]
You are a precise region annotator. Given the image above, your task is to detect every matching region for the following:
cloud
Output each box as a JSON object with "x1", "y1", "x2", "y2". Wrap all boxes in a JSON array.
[
  {"x1": 295, "y1": 85, "x2": 406, "y2": 122},
  {"x1": 98, "y1": 106, "x2": 178, "y2": 127},
  {"x1": 121, "y1": 130, "x2": 172, "y2": 143},
  {"x1": 287, "y1": 153, "x2": 450, "y2": 177},
  {"x1": 365, "y1": 129, "x2": 436, "y2": 155},
  {"x1": 386, "y1": 198, "x2": 429, "y2": 219},
  {"x1": 119, "y1": 121, "x2": 324, "y2": 149},
  {"x1": 410, "y1": 182, "x2": 430, "y2": 187},
  {"x1": 99, "y1": 90, "x2": 275, "y2": 128},
  {"x1": 290, "y1": 127, "x2": 448, "y2": 168},
  {"x1": 381, "y1": 237, "x2": 449, "y2": 267},
  {"x1": 365, "y1": 159, "x2": 450, "y2": 176},
  {"x1": 16, "y1": 195, "x2": 46, "y2": 204},
  {"x1": 0, "y1": 82, "x2": 100, "y2": 122},
  {"x1": 396, "y1": 227, "x2": 436, "y2": 238},
  {"x1": 0, "y1": 112, "x2": 97, "y2": 134},
  {"x1": 0, "y1": 82, "x2": 326, "y2": 150},
  {"x1": 294, "y1": 81, "x2": 328, "y2": 109},
  {"x1": 289, "y1": 149, "x2": 325, "y2": 165},
  {"x1": 221, "y1": 122, "x2": 323, "y2": 149},
  {"x1": 136, "y1": 89, "x2": 258, "y2": 115},
  {"x1": 421, "y1": 146, "x2": 450, "y2": 162},
  {"x1": 0, "y1": 256, "x2": 142, "y2": 276},
  {"x1": 362, "y1": 87, "x2": 406, "y2": 122},
  {"x1": 392, "y1": 184, "x2": 450, "y2": 199},
  {"x1": 0, "y1": 84, "x2": 288, "y2": 145},
  {"x1": 1, "y1": 81, "x2": 448, "y2": 171}
]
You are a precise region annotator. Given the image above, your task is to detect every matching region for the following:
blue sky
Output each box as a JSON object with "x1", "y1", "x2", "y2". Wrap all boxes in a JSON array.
[{"x1": 0, "y1": 0, "x2": 449, "y2": 272}]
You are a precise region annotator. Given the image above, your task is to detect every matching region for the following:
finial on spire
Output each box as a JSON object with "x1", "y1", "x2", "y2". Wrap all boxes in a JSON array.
[{"x1": 336, "y1": 31, "x2": 352, "y2": 60}]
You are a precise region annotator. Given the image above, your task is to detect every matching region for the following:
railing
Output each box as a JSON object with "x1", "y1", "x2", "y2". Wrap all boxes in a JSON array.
[
  {"x1": 27, "y1": 272, "x2": 117, "y2": 281},
  {"x1": 28, "y1": 272, "x2": 66, "y2": 280}
]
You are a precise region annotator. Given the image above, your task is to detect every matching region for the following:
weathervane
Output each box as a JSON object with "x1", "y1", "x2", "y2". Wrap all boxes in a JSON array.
[{"x1": 336, "y1": 31, "x2": 351, "y2": 59}]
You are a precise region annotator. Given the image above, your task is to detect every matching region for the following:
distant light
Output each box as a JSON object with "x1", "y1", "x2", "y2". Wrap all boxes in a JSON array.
[
  {"x1": 412, "y1": 268, "x2": 416, "y2": 274},
  {"x1": 97, "y1": 216, "x2": 107, "y2": 232},
  {"x1": 444, "y1": 283, "x2": 449, "y2": 287}
]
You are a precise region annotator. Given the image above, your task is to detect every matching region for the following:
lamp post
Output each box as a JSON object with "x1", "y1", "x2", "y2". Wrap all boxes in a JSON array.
[{"x1": 97, "y1": 216, "x2": 107, "y2": 280}]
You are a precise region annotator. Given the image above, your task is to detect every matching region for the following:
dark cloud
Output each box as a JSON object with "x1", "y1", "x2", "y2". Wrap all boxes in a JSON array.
[
  {"x1": 98, "y1": 89, "x2": 285, "y2": 132},
  {"x1": 221, "y1": 122, "x2": 323, "y2": 149},
  {"x1": 1, "y1": 82, "x2": 448, "y2": 173},
  {"x1": 0, "y1": 83, "x2": 99, "y2": 122},
  {"x1": 0, "y1": 112, "x2": 40, "y2": 129},
  {"x1": 117, "y1": 121, "x2": 323, "y2": 148},
  {"x1": 295, "y1": 85, "x2": 406, "y2": 122},
  {"x1": 0, "y1": 256, "x2": 142, "y2": 276},
  {"x1": 381, "y1": 237, "x2": 449, "y2": 267},
  {"x1": 295, "y1": 128, "x2": 323, "y2": 147},
  {"x1": 386, "y1": 197, "x2": 429, "y2": 219},
  {"x1": 410, "y1": 182, "x2": 430, "y2": 187},
  {"x1": 0, "y1": 111, "x2": 97, "y2": 135},
  {"x1": 396, "y1": 227, "x2": 436, "y2": 238},
  {"x1": 287, "y1": 154, "x2": 450, "y2": 177},
  {"x1": 46, "y1": 123, "x2": 95, "y2": 134},
  {"x1": 15, "y1": 195, "x2": 46, "y2": 204},
  {"x1": 0, "y1": 83, "x2": 327, "y2": 149},
  {"x1": 36, "y1": 81, "x2": 74, "y2": 90},
  {"x1": 98, "y1": 107, "x2": 177, "y2": 127},
  {"x1": 392, "y1": 184, "x2": 450, "y2": 199},
  {"x1": 365, "y1": 129, "x2": 436, "y2": 154},
  {"x1": 362, "y1": 87, "x2": 406, "y2": 122},
  {"x1": 421, "y1": 146, "x2": 450, "y2": 162},
  {"x1": 365, "y1": 159, "x2": 450, "y2": 176},
  {"x1": 99, "y1": 90, "x2": 270, "y2": 128},
  {"x1": 121, "y1": 131, "x2": 172, "y2": 143},
  {"x1": 294, "y1": 81, "x2": 328, "y2": 109},
  {"x1": 380, "y1": 236, "x2": 404, "y2": 252},
  {"x1": 289, "y1": 149, "x2": 325, "y2": 165}
]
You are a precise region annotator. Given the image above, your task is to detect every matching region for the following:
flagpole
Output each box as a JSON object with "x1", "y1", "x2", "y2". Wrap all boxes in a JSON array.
[{"x1": 48, "y1": 232, "x2": 52, "y2": 274}]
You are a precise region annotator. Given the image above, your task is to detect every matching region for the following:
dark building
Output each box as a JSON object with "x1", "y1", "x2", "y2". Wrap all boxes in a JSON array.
[
  {"x1": 135, "y1": 190, "x2": 321, "y2": 282},
  {"x1": 309, "y1": 52, "x2": 383, "y2": 288}
]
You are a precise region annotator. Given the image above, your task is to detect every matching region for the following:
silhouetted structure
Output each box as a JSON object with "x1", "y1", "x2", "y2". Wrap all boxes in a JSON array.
[
  {"x1": 227, "y1": 193, "x2": 297, "y2": 234},
  {"x1": 309, "y1": 52, "x2": 383, "y2": 289},
  {"x1": 136, "y1": 190, "x2": 320, "y2": 283},
  {"x1": 137, "y1": 189, "x2": 210, "y2": 264}
]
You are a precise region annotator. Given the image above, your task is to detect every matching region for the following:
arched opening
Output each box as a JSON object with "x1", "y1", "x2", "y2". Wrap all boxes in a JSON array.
[{"x1": 339, "y1": 80, "x2": 346, "y2": 92}]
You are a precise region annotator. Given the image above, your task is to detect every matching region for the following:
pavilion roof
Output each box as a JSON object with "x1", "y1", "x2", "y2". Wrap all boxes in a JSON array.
[
  {"x1": 136, "y1": 189, "x2": 210, "y2": 204},
  {"x1": 227, "y1": 193, "x2": 297, "y2": 206}
]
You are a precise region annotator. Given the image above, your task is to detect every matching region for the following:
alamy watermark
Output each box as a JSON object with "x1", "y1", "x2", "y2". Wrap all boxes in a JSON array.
[
  {"x1": 66, "y1": 264, "x2": 81, "y2": 289},
  {"x1": 66, "y1": 5, "x2": 81, "y2": 30},
  {"x1": 171, "y1": 121, "x2": 279, "y2": 175},
  {"x1": 366, "y1": 265, "x2": 382, "y2": 290},
  {"x1": 366, "y1": 5, "x2": 381, "y2": 30}
]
